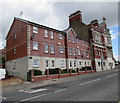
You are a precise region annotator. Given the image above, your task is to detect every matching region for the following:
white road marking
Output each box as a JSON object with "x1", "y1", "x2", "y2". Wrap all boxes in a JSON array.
[
  {"x1": 79, "y1": 79, "x2": 101, "y2": 86},
  {"x1": 16, "y1": 88, "x2": 66, "y2": 102},
  {"x1": 29, "y1": 88, "x2": 48, "y2": 94},
  {"x1": 106, "y1": 74, "x2": 118, "y2": 78},
  {"x1": 3, "y1": 97, "x2": 6, "y2": 99}
]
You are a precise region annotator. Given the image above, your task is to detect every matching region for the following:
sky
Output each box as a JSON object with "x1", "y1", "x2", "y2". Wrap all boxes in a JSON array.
[{"x1": 0, "y1": 0, "x2": 119, "y2": 60}]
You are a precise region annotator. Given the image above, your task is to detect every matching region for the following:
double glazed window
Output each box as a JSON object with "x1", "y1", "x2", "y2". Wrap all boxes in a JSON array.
[
  {"x1": 33, "y1": 42, "x2": 38, "y2": 50},
  {"x1": 45, "y1": 45, "x2": 49, "y2": 53},
  {"x1": 45, "y1": 30, "x2": 48, "y2": 37},
  {"x1": 33, "y1": 26, "x2": 38, "y2": 34},
  {"x1": 51, "y1": 45, "x2": 55, "y2": 54},
  {"x1": 33, "y1": 59, "x2": 39, "y2": 67},
  {"x1": 59, "y1": 46, "x2": 63, "y2": 53},
  {"x1": 59, "y1": 34, "x2": 62, "y2": 39}
]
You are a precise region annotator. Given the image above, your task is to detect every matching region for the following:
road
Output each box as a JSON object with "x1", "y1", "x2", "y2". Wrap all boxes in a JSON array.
[{"x1": 2, "y1": 69, "x2": 119, "y2": 102}]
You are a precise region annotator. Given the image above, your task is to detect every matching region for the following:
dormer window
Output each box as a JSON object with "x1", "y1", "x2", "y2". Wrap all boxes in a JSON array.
[
  {"x1": 68, "y1": 35, "x2": 70, "y2": 42},
  {"x1": 33, "y1": 26, "x2": 38, "y2": 34},
  {"x1": 13, "y1": 48, "x2": 16, "y2": 54},
  {"x1": 72, "y1": 36, "x2": 75, "y2": 43}
]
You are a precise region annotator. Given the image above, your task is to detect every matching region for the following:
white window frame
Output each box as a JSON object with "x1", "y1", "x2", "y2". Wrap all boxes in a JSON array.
[
  {"x1": 13, "y1": 48, "x2": 16, "y2": 54},
  {"x1": 33, "y1": 42, "x2": 38, "y2": 50},
  {"x1": 33, "y1": 59, "x2": 39, "y2": 67},
  {"x1": 59, "y1": 34, "x2": 62, "y2": 39},
  {"x1": 51, "y1": 45, "x2": 55, "y2": 54},
  {"x1": 14, "y1": 34, "x2": 16, "y2": 40},
  {"x1": 33, "y1": 26, "x2": 38, "y2": 34},
  {"x1": 52, "y1": 60, "x2": 55, "y2": 67},
  {"x1": 70, "y1": 61, "x2": 72, "y2": 68},
  {"x1": 77, "y1": 39, "x2": 79, "y2": 43},
  {"x1": 78, "y1": 50, "x2": 81, "y2": 55},
  {"x1": 69, "y1": 48, "x2": 72, "y2": 55},
  {"x1": 50, "y1": 31, "x2": 54, "y2": 39},
  {"x1": 45, "y1": 30, "x2": 48, "y2": 37},
  {"x1": 45, "y1": 44, "x2": 49, "y2": 53},
  {"x1": 72, "y1": 36, "x2": 75, "y2": 43},
  {"x1": 68, "y1": 35, "x2": 71, "y2": 42},
  {"x1": 59, "y1": 46, "x2": 63, "y2": 54},
  {"x1": 60, "y1": 60, "x2": 64, "y2": 67},
  {"x1": 73, "y1": 48, "x2": 76, "y2": 55},
  {"x1": 74, "y1": 61, "x2": 76, "y2": 67},
  {"x1": 46, "y1": 60, "x2": 49, "y2": 68}
]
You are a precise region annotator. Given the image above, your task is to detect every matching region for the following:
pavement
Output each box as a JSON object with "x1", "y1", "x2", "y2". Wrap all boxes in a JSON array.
[{"x1": 2, "y1": 69, "x2": 119, "y2": 102}]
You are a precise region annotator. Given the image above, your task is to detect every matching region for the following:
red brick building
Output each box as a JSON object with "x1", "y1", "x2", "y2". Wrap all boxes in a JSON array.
[{"x1": 6, "y1": 10, "x2": 114, "y2": 80}]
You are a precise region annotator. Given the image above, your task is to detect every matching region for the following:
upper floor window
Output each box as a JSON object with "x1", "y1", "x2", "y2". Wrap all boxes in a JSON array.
[
  {"x1": 50, "y1": 31, "x2": 54, "y2": 39},
  {"x1": 51, "y1": 45, "x2": 55, "y2": 54},
  {"x1": 13, "y1": 48, "x2": 16, "y2": 54},
  {"x1": 14, "y1": 34, "x2": 16, "y2": 40},
  {"x1": 33, "y1": 42, "x2": 38, "y2": 50},
  {"x1": 69, "y1": 48, "x2": 72, "y2": 55},
  {"x1": 68, "y1": 35, "x2": 70, "y2": 42},
  {"x1": 73, "y1": 48, "x2": 76, "y2": 55},
  {"x1": 59, "y1": 46, "x2": 63, "y2": 54},
  {"x1": 78, "y1": 50, "x2": 81, "y2": 55},
  {"x1": 33, "y1": 59, "x2": 39, "y2": 67},
  {"x1": 82, "y1": 41, "x2": 84, "y2": 46},
  {"x1": 45, "y1": 30, "x2": 48, "y2": 37},
  {"x1": 72, "y1": 36, "x2": 75, "y2": 43},
  {"x1": 76, "y1": 39, "x2": 79, "y2": 43},
  {"x1": 33, "y1": 26, "x2": 38, "y2": 34},
  {"x1": 59, "y1": 34, "x2": 62, "y2": 39},
  {"x1": 45, "y1": 44, "x2": 49, "y2": 53}
]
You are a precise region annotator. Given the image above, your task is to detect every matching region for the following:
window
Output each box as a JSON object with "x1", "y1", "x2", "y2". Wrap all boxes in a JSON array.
[
  {"x1": 79, "y1": 61, "x2": 81, "y2": 65},
  {"x1": 85, "y1": 62, "x2": 86, "y2": 66},
  {"x1": 74, "y1": 61, "x2": 76, "y2": 67},
  {"x1": 73, "y1": 48, "x2": 76, "y2": 55},
  {"x1": 103, "y1": 62, "x2": 105, "y2": 66},
  {"x1": 33, "y1": 26, "x2": 38, "y2": 33},
  {"x1": 13, "y1": 48, "x2": 16, "y2": 54},
  {"x1": 51, "y1": 45, "x2": 55, "y2": 54},
  {"x1": 69, "y1": 48, "x2": 72, "y2": 55},
  {"x1": 52, "y1": 60, "x2": 54, "y2": 67},
  {"x1": 33, "y1": 42, "x2": 38, "y2": 50},
  {"x1": 77, "y1": 39, "x2": 79, "y2": 43},
  {"x1": 98, "y1": 62, "x2": 100, "y2": 66},
  {"x1": 59, "y1": 34, "x2": 62, "y2": 39},
  {"x1": 33, "y1": 59, "x2": 39, "y2": 67},
  {"x1": 72, "y1": 36, "x2": 74, "y2": 43},
  {"x1": 45, "y1": 30, "x2": 48, "y2": 37},
  {"x1": 78, "y1": 50, "x2": 81, "y2": 55},
  {"x1": 59, "y1": 46, "x2": 63, "y2": 53},
  {"x1": 68, "y1": 35, "x2": 70, "y2": 42},
  {"x1": 50, "y1": 31, "x2": 54, "y2": 39},
  {"x1": 45, "y1": 45, "x2": 49, "y2": 53},
  {"x1": 88, "y1": 62, "x2": 89, "y2": 66},
  {"x1": 60, "y1": 60, "x2": 64, "y2": 67},
  {"x1": 46, "y1": 60, "x2": 49, "y2": 68},
  {"x1": 82, "y1": 41, "x2": 84, "y2": 46},
  {"x1": 70, "y1": 61, "x2": 72, "y2": 67},
  {"x1": 14, "y1": 34, "x2": 16, "y2": 40}
]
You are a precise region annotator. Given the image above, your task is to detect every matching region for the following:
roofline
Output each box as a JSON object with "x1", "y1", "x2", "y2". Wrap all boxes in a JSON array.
[{"x1": 15, "y1": 17, "x2": 66, "y2": 34}]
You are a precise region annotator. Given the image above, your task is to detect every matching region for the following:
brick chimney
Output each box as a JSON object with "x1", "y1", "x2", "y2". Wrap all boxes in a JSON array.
[
  {"x1": 90, "y1": 19, "x2": 98, "y2": 26},
  {"x1": 69, "y1": 10, "x2": 82, "y2": 26}
]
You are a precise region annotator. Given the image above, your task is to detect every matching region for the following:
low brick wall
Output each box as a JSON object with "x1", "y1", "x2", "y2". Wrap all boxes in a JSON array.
[
  {"x1": 32, "y1": 70, "x2": 95, "y2": 82},
  {"x1": 0, "y1": 77, "x2": 22, "y2": 87}
]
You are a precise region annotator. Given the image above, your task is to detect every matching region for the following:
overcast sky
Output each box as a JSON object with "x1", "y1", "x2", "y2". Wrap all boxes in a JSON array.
[{"x1": 0, "y1": 0, "x2": 119, "y2": 59}]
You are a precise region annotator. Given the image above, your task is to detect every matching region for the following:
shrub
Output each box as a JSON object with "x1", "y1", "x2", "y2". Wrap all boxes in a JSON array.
[
  {"x1": 80, "y1": 66, "x2": 92, "y2": 71},
  {"x1": 49, "y1": 68, "x2": 60, "y2": 75},
  {"x1": 72, "y1": 69, "x2": 76, "y2": 73},
  {"x1": 62, "y1": 69, "x2": 69, "y2": 74},
  {"x1": 30, "y1": 69, "x2": 42, "y2": 76}
]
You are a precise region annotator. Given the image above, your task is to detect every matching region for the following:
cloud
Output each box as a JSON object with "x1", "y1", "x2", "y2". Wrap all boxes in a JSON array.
[
  {"x1": 114, "y1": 55, "x2": 120, "y2": 61},
  {"x1": 110, "y1": 30, "x2": 118, "y2": 40},
  {"x1": 0, "y1": 1, "x2": 118, "y2": 49}
]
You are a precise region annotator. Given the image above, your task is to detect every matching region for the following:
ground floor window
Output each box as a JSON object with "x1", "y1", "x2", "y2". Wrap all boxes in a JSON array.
[
  {"x1": 46, "y1": 60, "x2": 49, "y2": 68},
  {"x1": 60, "y1": 60, "x2": 64, "y2": 67},
  {"x1": 103, "y1": 62, "x2": 105, "y2": 66},
  {"x1": 98, "y1": 62, "x2": 100, "y2": 66},
  {"x1": 33, "y1": 59, "x2": 39, "y2": 67},
  {"x1": 70, "y1": 61, "x2": 72, "y2": 67},
  {"x1": 79, "y1": 61, "x2": 81, "y2": 66},
  {"x1": 52, "y1": 60, "x2": 55, "y2": 67},
  {"x1": 74, "y1": 61, "x2": 76, "y2": 67}
]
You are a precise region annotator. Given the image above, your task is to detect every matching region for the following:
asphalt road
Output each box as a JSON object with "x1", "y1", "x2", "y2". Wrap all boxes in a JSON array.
[{"x1": 2, "y1": 69, "x2": 119, "y2": 102}]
